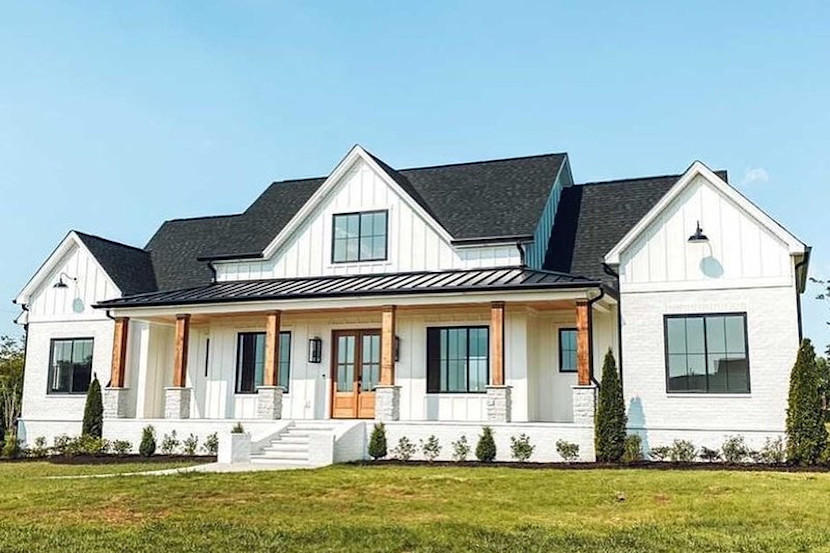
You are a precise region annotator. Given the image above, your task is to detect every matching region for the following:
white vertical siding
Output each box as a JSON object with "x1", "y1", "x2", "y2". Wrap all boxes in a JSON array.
[{"x1": 215, "y1": 159, "x2": 521, "y2": 281}]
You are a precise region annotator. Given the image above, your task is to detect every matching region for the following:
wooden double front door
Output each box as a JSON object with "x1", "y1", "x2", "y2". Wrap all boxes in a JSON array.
[{"x1": 331, "y1": 330, "x2": 381, "y2": 419}]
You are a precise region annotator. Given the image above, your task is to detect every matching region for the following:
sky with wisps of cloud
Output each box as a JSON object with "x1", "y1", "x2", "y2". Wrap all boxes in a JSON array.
[{"x1": 1, "y1": 1, "x2": 828, "y2": 350}]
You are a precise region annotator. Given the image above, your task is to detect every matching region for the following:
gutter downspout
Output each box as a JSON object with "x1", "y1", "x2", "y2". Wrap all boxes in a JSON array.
[
  {"x1": 516, "y1": 242, "x2": 527, "y2": 268},
  {"x1": 603, "y1": 263, "x2": 623, "y2": 394},
  {"x1": 794, "y1": 250, "x2": 810, "y2": 342},
  {"x1": 207, "y1": 260, "x2": 218, "y2": 284},
  {"x1": 587, "y1": 286, "x2": 605, "y2": 388}
]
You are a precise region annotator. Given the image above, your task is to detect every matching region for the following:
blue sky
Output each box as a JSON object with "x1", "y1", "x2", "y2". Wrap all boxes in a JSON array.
[{"x1": 1, "y1": 2, "x2": 828, "y2": 349}]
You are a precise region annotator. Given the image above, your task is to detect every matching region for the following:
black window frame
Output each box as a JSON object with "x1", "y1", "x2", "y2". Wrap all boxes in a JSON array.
[
  {"x1": 47, "y1": 337, "x2": 95, "y2": 395},
  {"x1": 663, "y1": 312, "x2": 751, "y2": 394},
  {"x1": 235, "y1": 331, "x2": 292, "y2": 394},
  {"x1": 331, "y1": 209, "x2": 389, "y2": 264},
  {"x1": 426, "y1": 326, "x2": 490, "y2": 394},
  {"x1": 558, "y1": 328, "x2": 578, "y2": 373}
]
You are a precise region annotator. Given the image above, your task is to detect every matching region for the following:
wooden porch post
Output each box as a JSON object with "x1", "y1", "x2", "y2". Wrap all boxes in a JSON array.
[
  {"x1": 263, "y1": 311, "x2": 282, "y2": 387},
  {"x1": 172, "y1": 314, "x2": 191, "y2": 388},
  {"x1": 110, "y1": 317, "x2": 129, "y2": 388},
  {"x1": 380, "y1": 305, "x2": 396, "y2": 386},
  {"x1": 490, "y1": 301, "x2": 505, "y2": 386},
  {"x1": 576, "y1": 300, "x2": 591, "y2": 386}
]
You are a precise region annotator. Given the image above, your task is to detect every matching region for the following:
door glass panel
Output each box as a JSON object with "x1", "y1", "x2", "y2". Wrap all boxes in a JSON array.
[
  {"x1": 361, "y1": 334, "x2": 380, "y2": 392},
  {"x1": 336, "y1": 335, "x2": 355, "y2": 392}
]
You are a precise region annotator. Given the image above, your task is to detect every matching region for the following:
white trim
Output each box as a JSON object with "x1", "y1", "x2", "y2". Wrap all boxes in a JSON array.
[
  {"x1": 620, "y1": 276, "x2": 794, "y2": 294},
  {"x1": 603, "y1": 161, "x2": 807, "y2": 265},
  {"x1": 15, "y1": 231, "x2": 123, "y2": 305},
  {"x1": 259, "y1": 145, "x2": 454, "y2": 260}
]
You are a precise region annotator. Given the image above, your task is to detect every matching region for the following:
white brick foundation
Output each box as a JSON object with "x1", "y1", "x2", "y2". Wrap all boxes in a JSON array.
[
  {"x1": 571, "y1": 384, "x2": 596, "y2": 426},
  {"x1": 374, "y1": 385, "x2": 401, "y2": 421},
  {"x1": 103, "y1": 387, "x2": 131, "y2": 418},
  {"x1": 164, "y1": 387, "x2": 191, "y2": 419},
  {"x1": 256, "y1": 386, "x2": 284, "y2": 419},
  {"x1": 486, "y1": 385, "x2": 512, "y2": 422}
]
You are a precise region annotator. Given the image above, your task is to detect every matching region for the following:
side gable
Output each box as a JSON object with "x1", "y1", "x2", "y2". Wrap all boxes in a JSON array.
[
  {"x1": 15, "y1": 231, "x2": 125, "y2": 321},
  {"x1": 605, "y1": 161, "x2": 806, "y2": 265}
]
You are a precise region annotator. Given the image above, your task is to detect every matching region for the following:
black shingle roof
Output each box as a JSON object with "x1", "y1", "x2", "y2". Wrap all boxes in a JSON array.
[
  {"x1": 74, "y1": 232, "x2": 157, "y2": 295},
  {"x1": 543, "y1": 170, "x2": 728, "y2": 287},
  {"x1": 96, "y1": 267, "x2": 598, "y2": 309}
]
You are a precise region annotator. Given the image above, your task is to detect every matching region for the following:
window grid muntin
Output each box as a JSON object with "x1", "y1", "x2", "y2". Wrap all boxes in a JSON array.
[
  {"x1": 47, "y1": 337, "x2": 94, "y2": 394},
  {"x1": 235, "y1": 331, "x2": 291, "y2": 394},
  {"x1": 428, "y1": 326, "x2": 489, "y2": 394},
  {"x1": 332, "y1": 210, "x2": 388, "y2": 263}
]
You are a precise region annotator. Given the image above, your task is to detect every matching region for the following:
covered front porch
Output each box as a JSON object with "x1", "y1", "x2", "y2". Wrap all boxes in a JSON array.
[{"x1": 101, "y1": 284, "x2": 618, "y2": 427}]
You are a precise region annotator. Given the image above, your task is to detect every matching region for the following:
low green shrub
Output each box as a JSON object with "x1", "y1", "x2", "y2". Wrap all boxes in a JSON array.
[
  {"x1": 160, "y1": 431, "x2": 180, "y2": 455},
  {"x1": 29, "y1": 437, "x2": 49, "y2": 458},
  {"x1": 721, "y1": 435, "x2": 749, "y2": 464},
  {"x1": 182, "y1": 434, "x2": 199, "y2": 456},
  {"x1": 555, "y1": 439, "x2": 579, "y2": 462},
  {"x1": 1, "y1": 436, "x2": 20, "y2": 459},
  {"x1": 510, "y1": 433, "x2": 534, "y2": 462},
  {"x1": 669, "y1": 439, "x2": 696, "y2": 462},
  {"x1": 111, "y1": 440, "x2": 132, "y2": 456},
  {"x1": 476, "y1": 427, "x2": 497, "y2": 462},
  {"x1": 139, "y1": 426, "x2": 156, "y2": 457},
  {"x1": 699, "y1": 447, "x2": 721, "y2": 463},
  {"x1": 621, "y1": 435, "x2": 643, "y2": 463},
  {"x1": 368, "y1": 423, "x2": 387, "y2": 460},
  {"x1": 649, "y1": 446, "x2": 671, "y2": 461},
  {"x1": 759, "y1": 437, "x2": 785, "y2": 464},
  {"x1": 392, "y1": 437, "x2": 416, "y2": 461},
  {"x1": 203, "y1": 432, "x2": 219, "y2": 455},
  {"x1": 52, "y1": 434, "x2": 73, "y2": 456},
  {"x1": 420, "y1": 435, "x2": 441, "y2": 462},
  {"x1": 451, "y1": 435, "x2": 471, "y2": 461}
]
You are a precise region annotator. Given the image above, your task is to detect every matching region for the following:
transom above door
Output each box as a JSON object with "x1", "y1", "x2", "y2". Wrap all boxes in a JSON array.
[{"x1": 331, "y1": 330, "x2": 381, "y2": 419}]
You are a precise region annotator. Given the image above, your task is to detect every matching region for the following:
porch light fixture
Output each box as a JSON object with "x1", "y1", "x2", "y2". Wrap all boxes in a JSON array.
[
  {"x1": 53, "y1": 272, "x2": 77, "y2": 289},
  {"x1": 308, "y1": 337, "x2": 322, "y2": 364},
  {"x1": 688, "y1": 221, "x2": 709, "y2": 244}
]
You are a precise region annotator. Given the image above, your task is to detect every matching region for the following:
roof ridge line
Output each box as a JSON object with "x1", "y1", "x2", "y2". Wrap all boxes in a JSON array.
[
  {"x1": 73, "y1": 230, "x2": 148, "y2": 253},
  {"x1": 397, "y1": 152, "x2": 568, "y2": 173},
  {"x1": 576, "y1": 173, "x2": 684, "y2": 187},
  {"x1": 162, "y1": 213, "x2": 244, "y2": 224}
]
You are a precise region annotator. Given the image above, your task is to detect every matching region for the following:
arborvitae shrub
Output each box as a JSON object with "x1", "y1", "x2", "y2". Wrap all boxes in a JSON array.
[
  {"x1": 82, "y1": 374, "x2": 103, "y2": 438},
  {"x1": 475, "y1": 426, "x2": 496, "y2": 462},
  {"x1": 786, "y1": 339, "x2": 827, "y2": 465},
  {"x1": 368, "y1": 423, "x2": 387, "y2": 460},
  {"x1": 621, "y1": 435, "x2": 643, "y2": 463},
  {"x1": 595, "y1": 349, "x2": 627, "y2": 462},
  {"x1": 139, "y1": 425, "x2": 156, "y2": 457}
]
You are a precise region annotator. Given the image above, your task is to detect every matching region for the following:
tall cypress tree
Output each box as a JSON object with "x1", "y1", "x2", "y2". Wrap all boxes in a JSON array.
[
  {"x1": 786, "y1": 339, "x2": 827, "y2": 465},
  {"x1": 82, "y1": 374, "x2": 104, "y2": 438},
  {"x1": 595, "y1": 349, "x2": 627, "y2": 462}
]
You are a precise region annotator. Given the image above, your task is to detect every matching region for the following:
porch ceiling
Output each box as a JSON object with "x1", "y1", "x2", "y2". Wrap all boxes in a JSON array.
[{"x1": 95, "y1": 266, "x2": 603, "y2": 311}]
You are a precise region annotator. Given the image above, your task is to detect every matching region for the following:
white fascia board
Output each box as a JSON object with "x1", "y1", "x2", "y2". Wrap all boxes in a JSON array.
[
  {"x1": 604, "y1": 161, "x2": 807, "y2": 265},
  {"x1": 105, "y1": 287, "x2": 605, "y2": 319},
  {"x1": 260, "y1": 145, "x2": 454, "y2": 260},
  {"x1": 15, "y1": 231, "x2": 123, "y2": 305}
]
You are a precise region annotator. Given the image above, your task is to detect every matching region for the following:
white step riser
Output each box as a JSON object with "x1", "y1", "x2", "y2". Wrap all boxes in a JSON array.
[
  {"x1": 263, "y1": 444, "x2": 308, "y2": 453},
  {"x1": 250, "y1": 458, "x2": 310, "y2": 466}
]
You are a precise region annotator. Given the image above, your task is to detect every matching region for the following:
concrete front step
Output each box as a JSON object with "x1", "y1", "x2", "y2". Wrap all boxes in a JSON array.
[
  {"x1": 256, "y1": 450, "x2": 309, "y2": 461},
  {"x1": 262, "y1": 443, "x2": 308, "y2": 453},
  {"x1": 249, "y1": 457, "x2": 311, "y2": 467}
]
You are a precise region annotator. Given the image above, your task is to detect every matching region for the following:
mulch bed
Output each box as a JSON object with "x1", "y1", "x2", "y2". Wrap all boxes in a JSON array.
[
  {"x1": 351, "y1": 459, "x2": 830, "y2": 472},
  {"x1": 1, "y1": 455, "x2": 216, "y2": 465}
]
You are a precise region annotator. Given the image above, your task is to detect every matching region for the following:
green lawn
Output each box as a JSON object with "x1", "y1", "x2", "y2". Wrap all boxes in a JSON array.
[{"x1": 2, "y1": 462, "x2": 830, "y2": 552}]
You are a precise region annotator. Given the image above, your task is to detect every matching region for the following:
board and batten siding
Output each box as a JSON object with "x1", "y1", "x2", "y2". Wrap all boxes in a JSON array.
[
  {"x1": 619, "y1": 174, "x2": 793, "y2": 291},
  {"x1": 214, "y1": 159, "x2": 521, "y2": 282},
  {"x1": 526, "y1": 158, "x2": 572, "y2": 269}
]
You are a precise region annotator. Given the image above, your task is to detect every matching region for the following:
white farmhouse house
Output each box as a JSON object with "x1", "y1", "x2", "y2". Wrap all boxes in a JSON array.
[{"x1": 13, "y1": 146, "x2": 809, "y2": 464}]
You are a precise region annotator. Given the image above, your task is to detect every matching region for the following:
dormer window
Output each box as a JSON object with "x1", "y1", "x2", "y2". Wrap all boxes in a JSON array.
[{"x1": 332, "y1": 210, "x2": 388, "y2": 263}]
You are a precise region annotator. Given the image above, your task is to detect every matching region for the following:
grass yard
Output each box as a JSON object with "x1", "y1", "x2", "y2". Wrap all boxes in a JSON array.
[{"x1": 2, "y1": 463, "x2": 830, "y2": 552}]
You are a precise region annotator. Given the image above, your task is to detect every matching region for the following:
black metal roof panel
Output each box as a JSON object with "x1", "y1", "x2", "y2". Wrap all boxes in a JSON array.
[{"x1": 96, "y1": 267, "x2": 599, "y2": 309}]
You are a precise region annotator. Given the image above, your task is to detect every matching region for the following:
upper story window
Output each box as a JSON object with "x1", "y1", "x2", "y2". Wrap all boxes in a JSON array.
[
  {"x1": 48, "y1": 338, "x2": 93, "y2": 394},
  {"x1": 665, "y1": 313, "x2": 750, "y2": 394},
  {"x1": 332, "y1": 210, "x2": 388, "y2": 263},
  {"x1": 236, "y1": 331, "x2": 291, "y2": 394}
]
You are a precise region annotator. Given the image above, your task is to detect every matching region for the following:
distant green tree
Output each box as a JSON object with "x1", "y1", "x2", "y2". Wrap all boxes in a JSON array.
[
  {"x1": 82, "y1": 374, "x2": 103, "y2": 438},
  {"x1": 817, "y1": 356, "x2": 830, "y2": 419},
  {"x1": 0, "y1": 335, "x2": 25, "y2": 445},
  {"x1": 595, "y1": 349, "x2": 627, "y2": 462},
  {"x1": 786, "y1": 339, "x2": 827, "y2": 465}
]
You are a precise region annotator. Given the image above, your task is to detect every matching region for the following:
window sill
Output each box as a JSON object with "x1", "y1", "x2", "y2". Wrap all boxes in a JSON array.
[
  {"x1": 426, "y1": 392, "x2": 487, "y2": 396},
  {"x1": 46, "y1": 392, "x2": 88, "y2": 396},
  {"x1": 666, "y1": 392, "x2": 751, "y2": 398},
  {"x1": 234, "y1": 392, "x2": 291, "y2": 396}
]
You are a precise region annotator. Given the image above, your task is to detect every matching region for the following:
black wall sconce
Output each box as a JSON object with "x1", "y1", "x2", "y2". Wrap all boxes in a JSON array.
[
  {"x1": 394, "y1": 336, "x2": 400, "y2": 362},
  {"x1": 308, "y1": 337, "x2": 322, "y2": 364},
  {"x1": 53, "y1": 272, "x2": 77, "y2": 289},
  {"x1": 688, "y1": 221, "x2": 709, "y2": 243}
]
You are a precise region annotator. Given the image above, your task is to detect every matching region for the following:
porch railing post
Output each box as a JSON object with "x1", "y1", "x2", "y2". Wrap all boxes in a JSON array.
[
  {"x1": 375, "y1": 305, "x2": 400, "y2": 421},
  {"x1": 486, "y1": 301, "x2": 511, "y2": 422},
  {"x1": 257, "y1": 310, "x2": 284, "y2": 419},
  {"x1": 165, "y1": 314, "x2": 192, "y2": 419},
  {"x1": 103, "y1": 317, "x2": 131, "y2": 419}
]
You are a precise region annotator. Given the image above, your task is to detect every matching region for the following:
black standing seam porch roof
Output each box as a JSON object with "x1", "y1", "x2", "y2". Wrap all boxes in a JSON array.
[{"x1": 95, "y1": 267, "x2": 602, "y2": 309}]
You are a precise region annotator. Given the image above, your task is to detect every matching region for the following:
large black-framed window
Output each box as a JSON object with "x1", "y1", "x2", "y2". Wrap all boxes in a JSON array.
[
  {"x1": 559, "y1": 328, "x2": 578, "y2": 373},
  {"x1": 332, "y1": 210, "x2": 388, "y2": 263},
  {"x1": 235, "y1": 331, "x2": 291, "y2": 394},
  {"x1": 48, "y1": 338, "x2": 94, "y2": 394},
  {"x1": 664, "y1": 313, "x2": 750, "y2": 394},
  {"x1": 426, "y1": 326, "x2": 489, "y2": 393}
]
